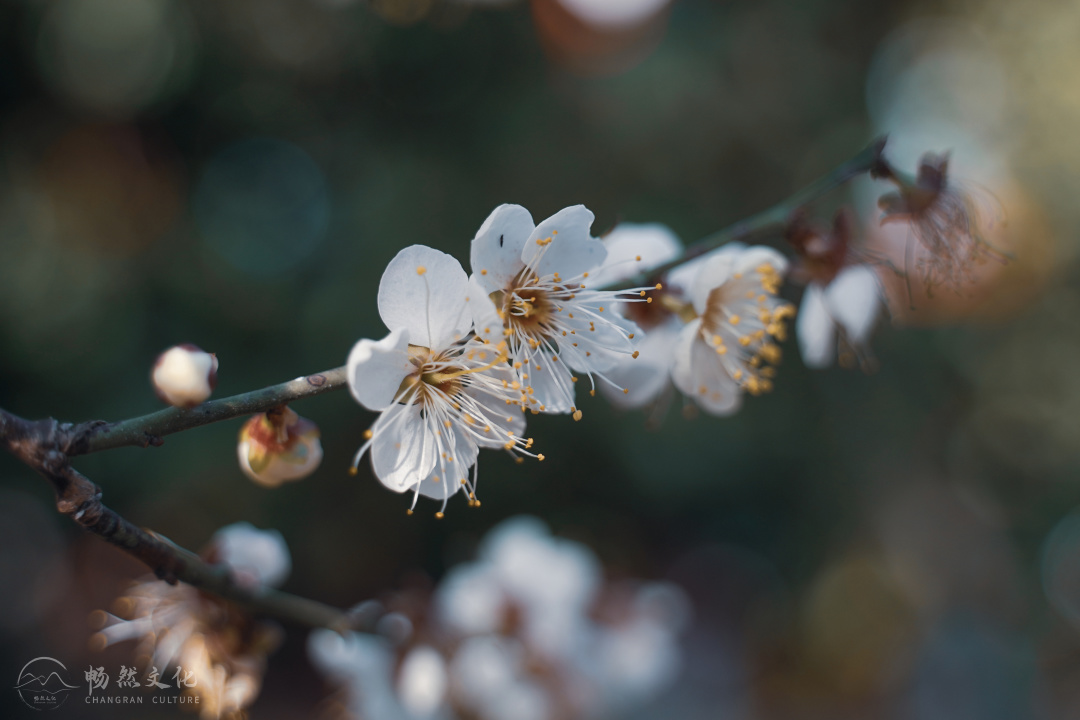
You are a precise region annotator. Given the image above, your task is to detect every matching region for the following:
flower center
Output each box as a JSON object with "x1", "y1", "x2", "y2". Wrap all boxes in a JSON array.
[
  {"x1": 496, "y1": 286, "x2": 557, "y2": 337},
  {"x1": 398, "y1": 345, "x2": 463, "y2": 403}
]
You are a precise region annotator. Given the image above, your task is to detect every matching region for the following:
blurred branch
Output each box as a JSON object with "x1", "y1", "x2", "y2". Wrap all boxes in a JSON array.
[
  {"x1": 69, "y1": 366, "x2": 348, "y2": 455},
  {"x1": 606, "y1": 137, "x2": 888, "y2": 290},
  {"x1": 0, "y1": 406, "x2": 363, "y2": 633}
]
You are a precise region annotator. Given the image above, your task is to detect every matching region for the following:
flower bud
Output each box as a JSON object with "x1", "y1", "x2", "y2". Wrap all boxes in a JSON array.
[
  {"x1": 208, "y1": 522, "x2": 292, "y2": 588},
  {"x1": 237, "y1": 406, "x2": 322, "y2": 487},
  {"x1": 152, "y1": 344, "x2": 218, "y2": 407}
]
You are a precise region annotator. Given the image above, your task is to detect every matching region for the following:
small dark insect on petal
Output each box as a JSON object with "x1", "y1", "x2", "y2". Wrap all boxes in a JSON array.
[{"x1": 499, "y1": 234, "x2": 504, "y2": 248}]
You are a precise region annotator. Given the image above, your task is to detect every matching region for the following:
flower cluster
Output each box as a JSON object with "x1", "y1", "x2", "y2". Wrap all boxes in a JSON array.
[
  {"x1": 308, "y1": 517, "x2": 690, "y2": 720},
  {"x1": 589, "y1": 224, "x2": 795, "y2": 415},
  {"x1": 90, "y1": 523, "x2": 288, "y2": 719},
  {"x1": 346, "y1": 207, "x2": 661, "y2": 515}
]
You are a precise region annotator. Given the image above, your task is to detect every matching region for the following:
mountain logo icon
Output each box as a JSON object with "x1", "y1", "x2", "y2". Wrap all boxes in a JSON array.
[{"x1": 14, "y1": 657, "x2": 77, "y2": 710}]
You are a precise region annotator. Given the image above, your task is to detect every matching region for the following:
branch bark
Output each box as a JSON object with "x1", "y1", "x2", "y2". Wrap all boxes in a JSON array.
[
  {"x1": 0, "y1": 406, "x2": 362, "y2": 632},
  {"x1": 69, "y1": 366, "x2": 348, "y2": 456}
]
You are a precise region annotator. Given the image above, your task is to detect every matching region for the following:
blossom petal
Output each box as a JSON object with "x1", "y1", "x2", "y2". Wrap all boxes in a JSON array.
[
  {"x1": 525, "y1": 349, "x2": 576, "y2": 414},
  {"x1": 463, "y1": 372, "x2": 527, "y2": 449},
  {"x1": 601, "y1": 319, "x2": 680, "y2": 408},
  {"x1": 589, "y1": 223, "x2": 682, "y2": 287},
  {"x1": 378, "y1": 245, "x2": 471, "y2": 350},
  {"x1": 470, "y1": 204, "x2": 535, "y2": 294},
  {"x1": 797, "y1": 284, "x2": 837, "y2": 369},
  {"x1": 667, "y1": 243, "x2": 744, "y2": 297},
  {"x1": 690, "y1": 245, "x2": 788, "y2": 315},
  {"x1": 466, "y1": 277, "x2": 505, "y2": 347},
  {"x1": 824, "y1": 265, "x2": 882, "y2": 345},
  {"x1": 347, "y1": 329, "x2": 414, "y2": 411},
  {"x1": 671, "y1": 320, "x2": 742, "y2": 415},
  {"x1": 370, "y1": 403, "x2": 438, "y2": 493},
  {"x1": 523, "y1": 206, "x2": 607, "y2": 281}
]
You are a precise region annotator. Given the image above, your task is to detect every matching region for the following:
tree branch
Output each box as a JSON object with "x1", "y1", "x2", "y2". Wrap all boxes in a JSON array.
[
  {"x1": 607, "y1": 137, "x2": 888, "y2": 290},
  {"x1": 0, "y1": 406, "x2": 363, "y2": 632},
  {"x1": 69, "y1": 366, "x2": 348, "y2": 456}
]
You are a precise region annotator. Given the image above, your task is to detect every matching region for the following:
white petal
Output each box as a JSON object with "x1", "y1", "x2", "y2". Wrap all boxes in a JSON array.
[
  {"x1": 523, "y1": 205, "x2": 607, "y2": 280},
  {"x1": 690, "y1": 245, "x2": 787, "y2": 314},
  {"x1": 467, "y1": 276, "x2": 505, "y2": 347},
  {"x1": 524, "y1": 349, "x2": 576, "y2": 414},
  {"x1": 378, "y1": 244, "x2": 471, "y2": 350},
  {"x1": 436, "y1": 564, "x2": 504, "y2": 636},
  {"x1": 601, "y1": 319, "x2": 680, "y2": 408},
  {"x1": 212, "y1": 522, "x2": 292, "y2": 588},
  {"x1": 414, "y1": 423, "x2": 474, "y2": 501},
  {"x1": 671, "y1": 320, "x2": 742, "y2": 415},
  {"x1": 370, "y1": 403, "x2": 438, "y2": 493},
  {"x1": 561, "y1": 310, "x2": 638, "y2": 374},
  {"x1": 797, "y1": 284, "x2": 837, "y2": 369},
  {"x1": 665, "y1": 242, "x2": 745, "y2": 298},
  {"x1": 347, "y1": 329, "x2": 414, "y2": 411},
  {"x1": 824, "y1": 265, "x2": 882, "y2": 345},
  {"x1": 469, "y1": 204, "x2": 534, "y2": 294},
  {"x1": 397, "y1": 646, "x2": 447, "y2": 718},
  {"x1": 463, "y1": 371, "x2": 526, "y2": 449},
  {"x1": 589, "y1": 223, "x2": 683, "y2": 287}
]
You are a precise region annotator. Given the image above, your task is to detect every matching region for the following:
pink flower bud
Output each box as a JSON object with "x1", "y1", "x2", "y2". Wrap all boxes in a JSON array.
[
  {"x1": 151, "y1": 344, "x2": 218, "y2": 407},
  {"x1": 237, "y1": 406, "x2": 322, "y2": 487}
]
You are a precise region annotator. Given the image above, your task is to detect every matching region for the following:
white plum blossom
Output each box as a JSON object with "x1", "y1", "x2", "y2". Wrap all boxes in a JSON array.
[
  {"x1": 672, "y1": 245, "x2": 794, "y2": 415},
  {"x1": 467, "y1": 204, "x2": 656, "y2": 419},
  {"x1": 589, "y1": 223, "x2": 732, "y2": 410},
  {"x1": 347, "y1": 245, "x2": 536, "y2": 516},
  {"x1": 797, "y1": 265, "x2": 883, "y2": 369},
  {"x1": 309, "y1": 517, "x2": 689, "y2": 720},
  {"x1": 152, "y1": 344, "x2": 218, "y2": 407}
]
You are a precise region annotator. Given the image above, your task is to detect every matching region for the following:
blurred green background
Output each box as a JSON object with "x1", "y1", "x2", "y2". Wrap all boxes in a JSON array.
[{"x1": 2, "y1": 0, "x2": 1080, "y2": 717}]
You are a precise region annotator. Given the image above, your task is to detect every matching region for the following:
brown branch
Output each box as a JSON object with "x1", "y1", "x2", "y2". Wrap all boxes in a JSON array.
[
  {"x1": 68, "y1": 366, "x2": 348, "y2": 456},
  {"x1": 0, "y1": 406, "x2": 365, "y2": 632}
]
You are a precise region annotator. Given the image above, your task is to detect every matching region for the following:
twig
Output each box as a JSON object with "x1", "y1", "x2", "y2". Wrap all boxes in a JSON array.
[
  {"x1": 69, "y1": 367, "x2": 348, "y2": 456},
  {"x1": 606, "y1": 137, "x2": 888, "y2": 290},
  {"x1": 0, "y1": 406, "x2": 362, "y2": 632}
]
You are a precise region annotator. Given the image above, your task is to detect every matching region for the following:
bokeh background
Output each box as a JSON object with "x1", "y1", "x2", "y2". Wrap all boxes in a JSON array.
[{"x1": 2, "y1": 0, "x2": 1080, "y2": 717}]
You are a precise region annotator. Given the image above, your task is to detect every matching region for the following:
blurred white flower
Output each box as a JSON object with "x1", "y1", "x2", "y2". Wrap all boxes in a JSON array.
[
  {"x1": 797, "y1": 265, "x2": 882, "y2": 369},
  {"x1": 554, "y1": 0, "x2": 670, "y2": 31},
  {"x1": 310, "y1": 517, "x2": 689, "y2": 720},
  {"x1": 347, "y1": 245, "x2": 535, "y2": 515},
  {"x1": 468, "y1": 204, "x2": 655, "y2": 418},
  {"x1": 672, "y1": 245, "x2": 794, "y2": 415},
  {"x1": 590, "y1": 223, "x2": 738, "y2": 409},
  {"x1": 210, "y1": 522, "x2": 292, "y2": 589},
  {"x1": 91, "y1": 524, "x2": 287, "y2": 719},
  {"x1": 151, "y1": 344, "x2": 218, "y2": 407},
  {"x1": 237, "y1": 406, "x2": 323, "y2": 487}
]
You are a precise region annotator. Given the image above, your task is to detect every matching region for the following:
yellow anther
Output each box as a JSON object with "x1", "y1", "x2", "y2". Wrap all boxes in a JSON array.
[
  {"x1": 348, "y1": 467, "x2": 358, "y2": 476},
  {"x1": 628, "y1": 333, "x2": 635, "y2": 339},
  {"x1": 435, "y1": 512, "x2": 445, "y2": 519},
  {"x1": 571, "y1": 376, "x2": 578, "y2": 382},
  {"x1": 406, "y1": 509, "x2": 414, "y2": 516},
  {"x1": 623, "y1": 388, "x2": 629, "y2": 394},
  {"x1": 655, "y1": 283, "x2": 662, "y2": 290},
  {"x1": 639, "y1": 291, "x2": 646, "y2": 297},
  {"x1": 589, "y1": 389, "x2": 596, "y2": 396},
  {"x1": 729, "y1": 315, "x2": 741, "y2": 325},
  {"x1": 363, "y1": 429, "x2": 373, "y2": 439},
  {"x1": 416, "y1": 266, "x2": 427, "y2": 275},
  {"x1": 646, "y1": 297, "x2": 653, "y2": 303},
  {"x1": 538, "y1": 454, "x2": 546, "y2": 461},
  {"x1": 632, "y1": 351, "x2": 640, "y2": 359},
  {"x1": 481, "y1": 269, "x2": 488, "y2": 275},
  {"x1": 573, "y1": 410, "x2": 583, "y2": 421},
  {"x1": 636, "y1": 255, "x2": 642, "y2": 261}
]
